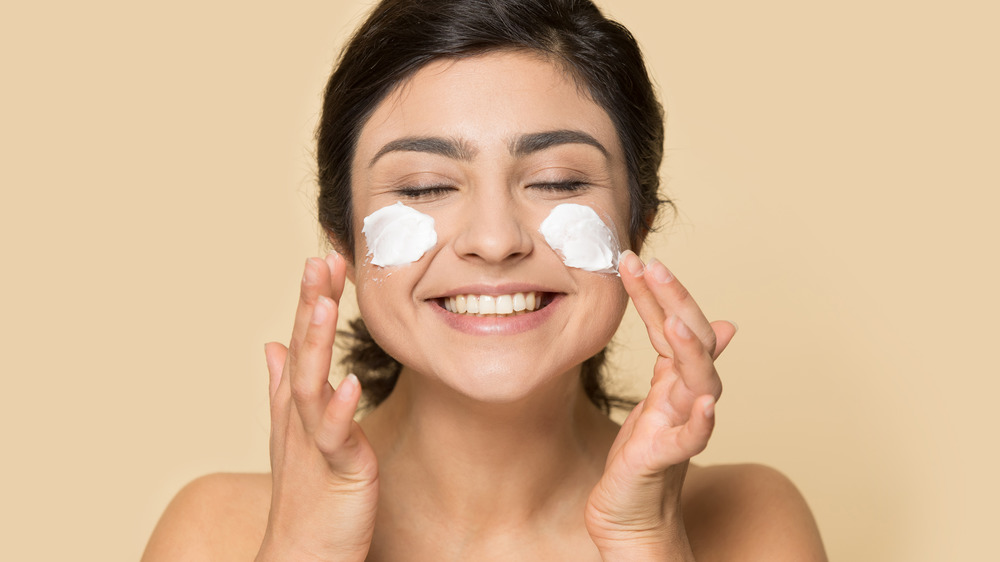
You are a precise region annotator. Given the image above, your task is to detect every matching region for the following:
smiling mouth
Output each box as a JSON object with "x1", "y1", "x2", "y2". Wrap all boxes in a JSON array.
[{"x1": 438, "y1": 291, "x2": 552, "y2": 317}]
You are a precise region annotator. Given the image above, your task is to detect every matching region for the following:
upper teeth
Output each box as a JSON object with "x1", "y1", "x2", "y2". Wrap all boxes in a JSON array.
[{"x1": 443, "y1": 292, "x2": 541, "y2": 315}]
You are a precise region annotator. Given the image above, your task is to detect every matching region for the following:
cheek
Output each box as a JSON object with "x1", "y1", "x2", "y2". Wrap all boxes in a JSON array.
[
  {"x1": 568, "y1": 274, "x2": 630, "y2": 363},
  {"x1": 352, "y1": 269, "x2": 421, "y2": 365},
  {"x1": 538, "y1": 203, "x2": 623, "y2": 274},
  {"x1": 604, "y1": 282, "x2": 631, "y2": 346},
  {"x1": 360, "y1": 202, "x2": 438, "y2": 268},
  {"x1": 604, "y1": 277, "x2": 630, "y2": 325}
]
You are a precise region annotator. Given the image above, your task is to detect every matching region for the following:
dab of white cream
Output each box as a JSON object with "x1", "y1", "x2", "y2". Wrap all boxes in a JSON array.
[
  {"x1": 539, "y1": 203, "x2": 620, "y2": 274},
  {"x1": 362, "y1": 202, "x2": 437, "y2": 267}
]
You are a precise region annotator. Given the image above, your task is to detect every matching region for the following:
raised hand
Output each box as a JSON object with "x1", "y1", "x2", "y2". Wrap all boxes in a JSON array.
[
  {"x1": 256, "y1": 254, "x2": 379, "y2": 562},
  {"x1": 585, "y1": 250, "x2": 737, "y2": 561}
]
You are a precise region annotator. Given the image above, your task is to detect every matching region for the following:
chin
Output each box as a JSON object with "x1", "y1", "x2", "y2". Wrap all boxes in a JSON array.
[
  {"x1": 398, "y1": 344, "x2": 598, "y2": 407},
  {"x1": 451, "y1": 360, "x2": 548, "y2": 404}
]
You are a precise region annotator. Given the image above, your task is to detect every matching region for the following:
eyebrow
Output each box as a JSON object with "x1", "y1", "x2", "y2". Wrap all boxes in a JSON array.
[
  {"x1": 509, "y1": 129, "x2": 610, "y2": 159},
  {"x1": 368, "y1": 129, "x2": 609, "y2": 168},
  {"x1": 368, "y1": 136, "x2": 477, "y2": 167}
]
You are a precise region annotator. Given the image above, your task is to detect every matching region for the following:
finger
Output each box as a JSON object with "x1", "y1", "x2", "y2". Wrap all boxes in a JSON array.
[
  {"x1": 710, "y1": 320, "x2": 738, "y2": 359},
  {"x1": 315, "y1": 374, "x2": 367, "y2": 472},
  {"x1": 643, "y1": 259, "x2": 717, "y2": 358},
  {"x1": 324, "y1": 252, "x2": 348, "y2": 304},
  {"x1": 289, "y1": 258, "x2": 335, "y2": 358},
  {"x1": 645, "y1": 357, "x2": 676, "y2": 407},
  {"x1": 672, "y1": 395, "x2": 716, "y2": 460},
  {"x1": 265, "y1": 342, "x2": 288, "y2": 402},
  {"x1": 278, "y1": 258, "x2": 336, "y2": 420},
  {"x1": 619, "y1": 251, "x2": 673, "y2": 357},
  {"x1": 264, "y1": 342, "x2": 290, "y2": 470},
  {"x1": 289, "y1": 294, "x2": 338, "y2": 432},
  {"x1": 664, "y1": 314, "x2": 722, "y2": 400}
]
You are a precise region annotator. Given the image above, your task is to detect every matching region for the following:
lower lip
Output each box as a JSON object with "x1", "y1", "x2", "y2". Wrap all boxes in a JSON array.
[{"x1": 430, "y1": 295, "x2": 563, "y2": 335}]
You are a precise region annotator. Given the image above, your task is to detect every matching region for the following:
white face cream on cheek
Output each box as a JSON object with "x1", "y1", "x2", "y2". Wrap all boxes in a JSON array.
[
  {"x1": 539, "y1": 203, "x2": 621, "y2": 274},
  {"x1": 362, "y1": 202, "x2": 438, "y2": 267}
]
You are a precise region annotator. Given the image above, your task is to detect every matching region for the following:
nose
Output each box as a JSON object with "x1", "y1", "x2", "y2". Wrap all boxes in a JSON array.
[{"x1": 452, "y1": 192, "x2": 533, "y2": 264}]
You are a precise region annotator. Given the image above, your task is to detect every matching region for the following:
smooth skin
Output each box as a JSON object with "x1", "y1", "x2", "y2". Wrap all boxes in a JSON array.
[
  {"x1": 142, "y1": 255, "x2": 825, "y2": 561},
  {"x1": 142, "y1": 53, "x2": 826, "y2": 561}
]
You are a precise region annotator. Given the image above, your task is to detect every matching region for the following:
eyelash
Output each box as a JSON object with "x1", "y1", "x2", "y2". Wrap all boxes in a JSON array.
[
  {"x1": 395, "y1": 185, "x2": 456, "y2": 198},
  {"x1": 393, "y1": 180, "x2": 588, "y2": 198},
  {"x1": 529, "y1": 181, "x2": 588, "y2": 192}
]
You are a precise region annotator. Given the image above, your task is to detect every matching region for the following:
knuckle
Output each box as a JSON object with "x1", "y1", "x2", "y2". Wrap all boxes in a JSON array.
[
  {"x1": 290, "y1": 378, "x2": 317, "y2": 404},
  {"x1": 317, "y1": 435, "x2": 345, "y2": 457},
  {"x1": 317, "y1": 426, "x2": 351, "y2": 457},
  {"x1": 294, "y1": 329, "x2": 323, "y2": 362},
  {"x1": 704, "y1": 332, "x2": 718, "y2": 354},
  {"x1": 670, "y1": 282, "x2": 691, "y2": 303},
  {"x1": 298, "y1": 276, "x2": 319, "y2": 305},
  {"x1": 302, "y1": 318, "x2": 329, "y2": 348},
  {"x1": 689, "y1": 435, "x2": 710, "y2": 456},
  {"x1": 710, "y1": 377, "x2": 723, "y2": 400},
  {"x1": 299, "y1": 288, "x2": 318, "y2": 307}
]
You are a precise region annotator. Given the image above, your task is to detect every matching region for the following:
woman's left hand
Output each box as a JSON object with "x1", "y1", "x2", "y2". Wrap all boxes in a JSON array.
[{"x1": 585, "y1": 250, "x2": 737, "y2": 561}]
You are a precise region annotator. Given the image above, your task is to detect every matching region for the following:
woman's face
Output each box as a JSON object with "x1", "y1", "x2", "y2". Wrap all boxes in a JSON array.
[{"x1": 349, "y1": 51, "x2": 631, "y2": 403}]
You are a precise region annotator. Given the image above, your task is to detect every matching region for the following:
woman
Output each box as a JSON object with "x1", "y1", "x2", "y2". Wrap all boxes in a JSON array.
[{"x1": 143, "y1": 0, "x2": 826, "y2": 559}]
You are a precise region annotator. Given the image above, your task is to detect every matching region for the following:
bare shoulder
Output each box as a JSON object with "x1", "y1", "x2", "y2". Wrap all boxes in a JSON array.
[
  {"x1": 682, "y1": 463, "x2": 827, "y2": 562},
  {"x1": 141, "y1": 472, "x2": 272, "y2": 562}
]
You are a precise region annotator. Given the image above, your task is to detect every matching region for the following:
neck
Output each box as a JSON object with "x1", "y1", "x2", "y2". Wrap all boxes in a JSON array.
[{"x1": 361, "y1": 366, "x2": 618, "y2": 529}]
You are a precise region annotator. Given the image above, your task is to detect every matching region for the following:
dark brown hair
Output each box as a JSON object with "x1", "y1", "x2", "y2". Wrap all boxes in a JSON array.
[{"x1": 317, "y1": 0, "x2": 667, "y2": 412}]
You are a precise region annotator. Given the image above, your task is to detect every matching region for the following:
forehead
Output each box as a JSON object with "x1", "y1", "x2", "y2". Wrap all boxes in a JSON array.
[{"x1": 354, "y1": 51, "x2": 623, "y2": 161}]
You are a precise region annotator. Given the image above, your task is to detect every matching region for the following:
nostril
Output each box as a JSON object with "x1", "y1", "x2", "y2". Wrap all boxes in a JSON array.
[{"x1": 452, "y1": 211, "x2": 534, "y2": 263}]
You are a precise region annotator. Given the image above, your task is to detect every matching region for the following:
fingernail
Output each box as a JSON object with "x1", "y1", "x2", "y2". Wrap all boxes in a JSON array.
[
  {"x1": 621, "y1": 250, "x2": 645, "y2": 277},
  {"x1": 311, "y1": 295, "x2": 330, "y2": 325},
  {"x1": 703, "y1": 396, "x2": 715, "y2": 418},
  {"x1": 303, "y1": 257, "x2": 320, "y2": 284},
  {"x1": 670, "y1": 315, "x2": 691, "y2": 339},
  {"x1": 729, "y1": 321, "x2": 739, "y2": 333},
  {"x1": 337, "y1": 373, "x2": 359, "y2": 401},
  {"x1": 325, "y1": 252, "x2": 341, "y2": 270},
  {"x1": 647, "y1": 259, "x2": 674, "y2": 283}
]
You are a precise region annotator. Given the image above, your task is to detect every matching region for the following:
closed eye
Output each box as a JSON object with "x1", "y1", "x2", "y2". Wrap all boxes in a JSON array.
[
  {"x1": 394, "y1": 185, "x2": 457, "y2": 199},
  {"x1": 529, "y1": 181, "x2": 589, "y2": 192}
]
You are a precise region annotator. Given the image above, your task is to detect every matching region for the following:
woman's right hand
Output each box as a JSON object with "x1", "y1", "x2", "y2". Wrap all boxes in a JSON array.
[{"x1": 256, "y1": 254, "x2": 379, "y2": 562}]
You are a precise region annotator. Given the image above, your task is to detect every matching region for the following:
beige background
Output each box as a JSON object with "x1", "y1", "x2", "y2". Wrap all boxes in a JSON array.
[{"x1": 1, "y1": 0, "x2": 997, "y2": 560}]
